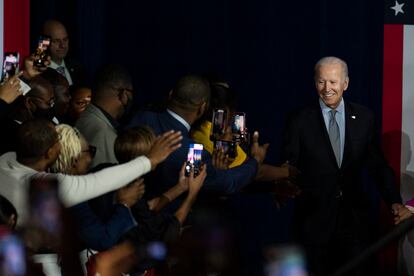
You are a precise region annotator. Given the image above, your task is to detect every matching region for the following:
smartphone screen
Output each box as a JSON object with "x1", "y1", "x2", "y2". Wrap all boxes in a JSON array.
[
  {"x1": 214, "y1": 140, "x2": 237, "y2": 159},
  {"x1": 232, "y1": 112, "x2": 246, "y2": 135},
  {"x1": 264, "y1": 245, "x2": 308, "y2": 276},
  {"x1": 34, "y1": 35, "x2": 51, "y2": 68},
  {"x1": 29, "y1": 176, "x2": 62, "y2": 237},
  {"x1": 0, "y1": 229, "x2": 26, "y2": 275},
  {"x1": 185, "y1": 143, "x2": 203, "y2": 176},
  {"x1": 210, "y1": 109, "x2": 227, "y2": 141},
  {"x1": 1, "y1": 52, "x2": 19, "y2": 82}
]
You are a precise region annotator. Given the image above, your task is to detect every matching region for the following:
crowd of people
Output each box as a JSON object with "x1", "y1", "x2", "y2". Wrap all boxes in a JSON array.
[{"x1": 0, "y1": 19, "x2": 413, "y2": 276}]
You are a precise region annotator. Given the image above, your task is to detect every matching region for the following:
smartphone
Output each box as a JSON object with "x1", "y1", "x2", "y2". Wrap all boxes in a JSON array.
[
  {"x1": 264, "y1": 245, "x2": 308, "y2": 276},
  {"x1": 28, "y1": 176, "x2": 62, "y2": 237},
  {"x1": 185, "y1": 143, "x2": 203, "y2": 177},
  {"x1": 33, "y1": 35, "x2": 51, "y2": 68},
  {"x1": 1, "y1": 52, "x2": 19, "y2": 82},
  {"x1": 210, "y1": 109, "x2": 227, "y2": 141},
  {"x1": 0, "y1": 228, "x2": 26, "y2": 275},
  {"x1": 231, "y1": 112, "x2": 246, "y2": 135},
  {"x1": 214, "y1": 140, "x2": 237, "y2": 159}
]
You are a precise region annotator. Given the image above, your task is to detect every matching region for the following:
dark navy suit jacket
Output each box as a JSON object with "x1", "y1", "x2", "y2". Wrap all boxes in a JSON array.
[
  {"x1": 70, "y1": 198, "x2": 135, "y2": 251},
  {"x1": 282, "y1": 101, "x2": 401, "y2": 245},
  {"x1": 125, "y1": 111, "x2": 258, "y2": 199}
]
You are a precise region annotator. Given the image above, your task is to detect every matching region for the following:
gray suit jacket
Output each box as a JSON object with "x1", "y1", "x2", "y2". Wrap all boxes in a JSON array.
[{"x1": 76, "y1": 104, "x2": 118, "y2": 167}]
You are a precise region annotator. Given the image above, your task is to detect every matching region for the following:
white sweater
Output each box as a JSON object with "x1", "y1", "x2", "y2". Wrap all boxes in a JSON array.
[{"x1": 0, "y1": 152, "x2": 151, "y2": 226}]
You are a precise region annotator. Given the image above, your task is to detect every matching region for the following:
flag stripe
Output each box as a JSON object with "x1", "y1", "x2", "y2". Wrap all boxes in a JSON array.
[
  {"x1": 382, "y1": 24, "x2": 403, "y2": 175},
  {"x1": 401, "y1": 25, "x2": 414, "y2": 200},
  {"x1": 0, "y1": 0, "x2": 4, "y2": 64},
  {"x1": 3, "y1": 0, "x2": 30, "y2": 66}
]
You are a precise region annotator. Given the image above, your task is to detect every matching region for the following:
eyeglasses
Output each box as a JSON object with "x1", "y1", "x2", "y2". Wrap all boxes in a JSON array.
[
  {"x1": 112, "y1": 86, "x2": 134, "y2": 95},
  {"x1": 82, "y1": 145, "x2": 97, "y2": 158},
  {"x1": 31, "y1": 96, "x2": 55, "y2": 108}
]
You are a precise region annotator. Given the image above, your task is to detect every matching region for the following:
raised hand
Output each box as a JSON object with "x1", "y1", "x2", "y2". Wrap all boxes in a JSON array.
[
  {"x1": 117, "y1": 178, "x2": 145, "y2": 208},
  {"x1": 250, "y1": 131, "x2": 269, "y2": 164},
  {"x1": 22, "y1": 55, "x2": 51, "y2": 80},
  {"x1": 212, "y1": 148, "x2": 231, "y2": 169},
  {"x1": 147, "y1": 130, "x2": 182, "y2": 170},
  {"x1": 0, "y1": 73, "x2": 23, "y2": 103},
  {"x1": 176, "y1": 162, "x2": 190, "y2": 192},
  {"x1": 187, "y1": 164, "x2": 207, "y2": 197}
]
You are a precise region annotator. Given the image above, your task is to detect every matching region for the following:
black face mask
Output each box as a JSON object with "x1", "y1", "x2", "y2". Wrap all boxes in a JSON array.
[
  {"x1": 122, "y1": 96, "x2": 134, "y2": 118},
  {"x1": 33, "y1": 107, "x2": 55, "y2": 121}
]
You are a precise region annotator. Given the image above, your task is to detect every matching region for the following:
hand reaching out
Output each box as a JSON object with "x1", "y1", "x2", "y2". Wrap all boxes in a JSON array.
[
  {"x1": 250, "y1": 131, "x2": 269, "y2": 164},
  {"x1": 0, "y1": 73, "x2": 23, "y2": 104},
  {"x1": 147, "y1": 130, "x2": 182, "y2": 170},
  {"x1": 392, "y1": 203, "x2": 413, "y2": 225},
  {"x1": 281, "y1": 161, "x2": 300, "y2": 180},
  {"x1": 117, "y1": 178, "x2": 145, "y2": 208},
  {"x1": 212, "y1": 148, "x2": 232, "y2": 169},
  {"x1": 176, "y1": 162, "x2": 190, "y2": 192},
  {"x1": 22, "y1": 55, "x2": 51, "y2": 80},
  {"x1": 187, "y1": 164, "x2": 207, "y2": 197}
]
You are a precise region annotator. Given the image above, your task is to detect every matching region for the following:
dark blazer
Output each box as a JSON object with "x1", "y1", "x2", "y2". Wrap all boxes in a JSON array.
[
  {"x1": 65, "y1": 58, "x2": 87, "y2": 86},
  {"x1": 70, "y1": 201, "x2": 135, "y2": 251},
  {"x1": 282, "y1": 100, "x2": 401, "y2": 245},
  {"x1": 126, "y1": 110, "x2": 258, "y2": 199}
]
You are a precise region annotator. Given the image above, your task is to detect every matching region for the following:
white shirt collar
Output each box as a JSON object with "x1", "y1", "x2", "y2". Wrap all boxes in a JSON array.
[
  {"x1": 49, "y1": 60, "x2": 73, "y2": 85},
  {"x1": 50, "y1": 59, "x2": 66, "y2": 69},
  {"x1": 166, "y1": 109, "x2": 191, "y2": 132},
  {"x1": 319, "y1": 97, "x2": 345, "y2": 114}
]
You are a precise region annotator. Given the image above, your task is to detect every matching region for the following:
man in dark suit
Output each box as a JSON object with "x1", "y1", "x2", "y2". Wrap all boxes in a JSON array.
[
  {"x1": 282, "y1": 56, "x2": 412, "y2": 275},
  {"x1": 126, "y1": 74, "x2": 268, "y2": 200},
  {"x1": 43, "y1": 20, "x2": 86, "y2": 86}
]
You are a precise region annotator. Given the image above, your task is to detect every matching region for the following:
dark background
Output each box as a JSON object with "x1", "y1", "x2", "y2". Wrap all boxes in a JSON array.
[{"x1": 30, "y1": 0, "x2": 386, "y2": 274}]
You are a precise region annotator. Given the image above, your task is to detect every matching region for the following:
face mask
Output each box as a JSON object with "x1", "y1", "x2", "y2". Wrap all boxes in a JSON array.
[
  {"x1": 122, "y1": 96, "x2": 134, "y2": 118},
  {"x1": 33, "y1": 107, "x2": 55, "y2": 121}
]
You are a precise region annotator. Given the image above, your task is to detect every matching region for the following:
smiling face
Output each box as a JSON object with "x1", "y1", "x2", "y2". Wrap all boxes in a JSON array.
[
  {"x1": 315, "y1": 62, "x2": 349, "y2": 109},
  {"x1": 69, "y1": 87, "x2": 91, "y2": 118}
]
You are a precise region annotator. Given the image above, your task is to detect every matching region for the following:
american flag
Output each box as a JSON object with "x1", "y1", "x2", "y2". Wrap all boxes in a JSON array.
[
  {"x1": 0, "y1": 0, "x2": 30, "y2": 69},
  {"x1": 382, "y1": 0, "x2": 414, "y2": 274}
]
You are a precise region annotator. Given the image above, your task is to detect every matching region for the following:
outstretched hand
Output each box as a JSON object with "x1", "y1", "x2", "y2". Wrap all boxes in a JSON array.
[
  {"x1": 0, "y1": 73, "x2": 23, "y2": 104},
  {"x1": 147, "y1": 130, "x2": 182, "y2": 170},
  {"x1": 187, "y1": 164, "x2": 207, "y2": 197},
  {"x1": 392, "y1": 203, "x2": 413, "y2": 225},
  {"x1": 212, "y1": 148, "x2": 232, "y2": 169},
  {"x1": 117, "y1": 178, "x2": 145, "y2": 208},
  {"x1": 23, "y1": 55, "x2": 51, "y2": 80},
  {"x1": 250, "y1": 131, "x2": 269, "y2": 164}
]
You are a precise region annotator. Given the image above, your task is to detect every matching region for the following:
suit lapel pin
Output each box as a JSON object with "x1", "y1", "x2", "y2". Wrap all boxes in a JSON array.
[{"x1": 351, "y1": 115, "x2": 356, "y2": 119}]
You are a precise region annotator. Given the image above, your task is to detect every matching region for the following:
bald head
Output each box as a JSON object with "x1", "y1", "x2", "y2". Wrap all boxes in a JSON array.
[
  {"x1": 16, "y1": 119, "x2": 58, "y2": 162},
  {"x1": 43, "y1": 20, "x2": 69, "y2": 64},
  {"x1": 169, "y1": 74, "x2": 210, "y2": 111},
  {"x1": 28, "y1": 75, "x2": 54, "y2": 99}
]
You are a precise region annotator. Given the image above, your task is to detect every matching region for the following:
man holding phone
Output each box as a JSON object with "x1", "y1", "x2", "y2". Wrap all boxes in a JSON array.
[{"x1": 126, "y1": 74, "x2": 268, "y2": 199}]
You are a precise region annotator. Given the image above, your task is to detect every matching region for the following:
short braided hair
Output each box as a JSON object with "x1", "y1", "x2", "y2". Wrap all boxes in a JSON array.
[{"x1": 50, "y1": 124, "x2": 83, "y2": 173}]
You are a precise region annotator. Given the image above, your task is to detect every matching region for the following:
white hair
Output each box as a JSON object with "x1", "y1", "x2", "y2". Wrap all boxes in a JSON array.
[
  {"x1": 314, "y1": 56, "x2": 349, "y2": 79},
  {"x1": 50, "y1": 124, "x2": 84, "y2": 174}
]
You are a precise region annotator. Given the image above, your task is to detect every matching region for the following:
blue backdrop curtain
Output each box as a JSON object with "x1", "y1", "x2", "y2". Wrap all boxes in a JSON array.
[{"x1": 30, "y1": 0, "x2": 385, "y2": 274}]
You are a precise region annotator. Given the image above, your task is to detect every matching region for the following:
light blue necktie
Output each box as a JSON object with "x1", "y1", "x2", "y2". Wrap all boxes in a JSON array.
[
  {"x1": 56, "y1": 66, "x2": 65, "y2": 77},
  {"x1": 329, "y1": 110, "x2": 341, "y2": 166}
]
